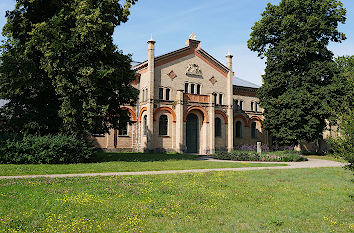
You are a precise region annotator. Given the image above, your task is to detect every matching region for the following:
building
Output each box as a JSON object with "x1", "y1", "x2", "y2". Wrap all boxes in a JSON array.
[{"x1": 92, "y1": 34, "x2": 269, "y2": 154}]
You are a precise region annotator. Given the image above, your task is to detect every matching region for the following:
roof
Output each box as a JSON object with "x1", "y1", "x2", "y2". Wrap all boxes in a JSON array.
[
  {"x1": 233, "y1": 77, "x2": 260, "y2": 88},
  {"x1": 133, "y1": 41, "x2": 230, "y2": 77}
]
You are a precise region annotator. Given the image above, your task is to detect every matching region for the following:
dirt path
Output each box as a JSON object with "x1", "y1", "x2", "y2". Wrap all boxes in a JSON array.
[{"x1": 0, "y1": 158, "x2": 345, "y2": 179}]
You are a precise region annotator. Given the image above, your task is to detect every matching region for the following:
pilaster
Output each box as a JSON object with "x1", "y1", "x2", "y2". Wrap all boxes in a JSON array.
[
  {"x1": 176, "y1": 90, "x2": 184, "y2": 153},
  {"x1": 209, "y1": 93, "x2": 215, "y2": 154}
]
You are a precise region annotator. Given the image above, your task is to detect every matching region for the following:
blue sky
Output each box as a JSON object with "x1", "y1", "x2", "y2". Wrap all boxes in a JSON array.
[{"x1": 1, "y1": 0, "x2": 353, "y2": 85}]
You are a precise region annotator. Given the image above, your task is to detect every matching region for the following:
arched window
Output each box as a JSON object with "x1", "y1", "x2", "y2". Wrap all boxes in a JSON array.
[
  {"x1": 251, "y1": 122, "x2": 257, "y2": 138},
  {"x1": 236, "y1": 121, "x2": 242, "y2": 138},
  {"x1": 159, "y1": 115, "x2": 168, "y2": 136},
  {"x1": 215, "y1": 117, "x2": 222, "y2": 137},
  {"x1": 143, "y1": 115, "x2": 148, "y2": 136}
]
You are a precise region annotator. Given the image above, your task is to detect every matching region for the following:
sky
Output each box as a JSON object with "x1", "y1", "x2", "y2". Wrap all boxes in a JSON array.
[{"x1": 0, "y1": 0, "x2": 353, "y2": 86}]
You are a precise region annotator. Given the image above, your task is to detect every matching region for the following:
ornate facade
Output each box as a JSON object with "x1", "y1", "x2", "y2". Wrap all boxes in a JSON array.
[{"x1": 93, "y1": 35, "x2": 270, "y2": 154}]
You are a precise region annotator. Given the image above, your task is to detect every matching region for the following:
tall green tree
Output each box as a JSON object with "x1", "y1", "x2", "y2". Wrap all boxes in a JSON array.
[
  {"x1": 248, "y1": 0, "x2": 347, "y2": 145},
  {"x1": 330, "y1": 55, "x2": 354, "y2": 171},
  {"x1": 0, "y1": 0, "x2": 139, "y2": 136}
]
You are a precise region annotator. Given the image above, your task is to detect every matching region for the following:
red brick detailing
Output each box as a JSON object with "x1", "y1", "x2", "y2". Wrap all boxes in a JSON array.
[
  {"x1": 138, "y1": 107, "x2": 147, "y2": 123},
  {"x1": 153, "y1": 107, "x2": 177, "y2": 123},
  {"x1": 250, "y1": 116, "x2": 263, "y2": 127},
  {"x1": 184, "y1": 106, "x2": 209, "y2": 123},
  {"x1": 236, "y1": 90, "x2": 257, "y2": 97},
  {"x1": 215, "y1": 110, "x2": 228, "y2": 124},
  {"x1": 194, "y1": 51, "x2": 228, "y2": 77},
  {"x1": 234, "y1": 113, "x2": 250, "y2": 127},
  {"x1": 155, "y1": 49, "x2": 195, "y2": 68},
  {"x1": 121, "y1": 107, "x2": 137, "y2": 122}
]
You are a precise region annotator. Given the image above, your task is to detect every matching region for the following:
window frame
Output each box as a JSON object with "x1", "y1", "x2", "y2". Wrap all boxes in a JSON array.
[
  {"x1": 215, "y1": 117, "x2": 222, "y2": 137},
  {"x1": 118, "y1": 123, "x2": 128, "y2": 136},
  {"x1": 143, "y1": 115, "x2": 148, "y2": 136},
  {"x1": 251, "y1": 122, "x2": 257, "y2": 139},
  {"x1": 236, "y1": 121, "x2": 242, "y2": 138},
  {"x1": 159, "y1": 114, "x2": 168, "y2": 136},
  {"x1": 165, "y1": 88, "x2": 170, "y2": 101},
  {"x1": 159, "y1": 87, "x2": 164, "y2": 100}
]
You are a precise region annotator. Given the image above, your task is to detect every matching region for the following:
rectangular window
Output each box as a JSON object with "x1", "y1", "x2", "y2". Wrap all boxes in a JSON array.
[
  {"x1": 214, "y1": 93, "x2": 217, "y2": 105},
  {"x1": 191, "y1": 84, "x2": 195, "y2": 94},
  {"x1": 159, "y1": 87, "x2": 163, "y2": 100},
  {"x1": 196, "y1": 84, "x2": 201, "y2": 94},
  {"x1": 219, "y1": 94, "x2": 223, "y2": 105},
  {"x1": 255, "y1": 102, "x2": 258, "y2": 112},
  {"x1": 234, "y1": 100, "x2": 239, "y2": 110},
  {"x1": 185, "y1": 83, "x2": 188, "y2": 93},
  {"x1": 118, "y1": 124, "x2": 128, "y2": 136},
  {"x1": 251, "y1": 102, "x2": 254, "y2": 111},
  {"x1": 165, "y1": 88, "x2": 170, "y2": 100},
  {"x1": 240, "y1": 101, "x2": 243, "y2": 110}
]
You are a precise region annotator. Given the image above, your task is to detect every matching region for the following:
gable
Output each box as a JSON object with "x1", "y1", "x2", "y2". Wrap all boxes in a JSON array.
[{"x1": 134, "y1": 45, "x2": 229, "y2": 77}]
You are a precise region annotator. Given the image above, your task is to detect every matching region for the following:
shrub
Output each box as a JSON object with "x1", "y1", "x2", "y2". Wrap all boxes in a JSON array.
[
  {"x1": 328, "y1": 109, "x2": 354, "y2": 171},
  {"x1": 214, "y1": 150, "x2": 307, "y2": 162},
  {"x1": 0, "y1": 134, "x2": 96, "y2": 164}
]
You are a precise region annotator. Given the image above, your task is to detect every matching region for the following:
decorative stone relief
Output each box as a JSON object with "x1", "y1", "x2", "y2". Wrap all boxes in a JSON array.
[
  {"x1": 167, "y1": 70, "x2": 177, "y2": 80},
  {"x1": 209, "y1": 76, "x2": 217, "y2": 85},
  {"x1": 186, "y1": 64, "x2": 202, "y2": 76}
]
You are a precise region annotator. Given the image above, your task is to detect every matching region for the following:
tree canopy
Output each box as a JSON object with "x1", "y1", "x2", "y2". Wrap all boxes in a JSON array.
[
  {"x1": 0, "y1": 0, "x2": 139, "y2": 136},
  {"x1": 248, "y1": 0, "x2": 347, "y2": 145}
]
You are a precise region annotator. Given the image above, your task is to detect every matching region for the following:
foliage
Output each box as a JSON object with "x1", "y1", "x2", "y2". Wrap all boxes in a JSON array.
[
  {"x1": 0, "y1": 152, "x2": 285, "y2": 176},
  {"x1": 248, "y1": 0, "x2": 347, "y2": 145},
  {"x1": 0, "y1": 0, "x2": 139, "y2": 136},
  {"x1": 328, "y1": 109, "x2": 354, "y2": 171},
  {"x1": 328, "y1": 55, "x2": 354, "y2": 171},
  {"x1": 0, "y1": 168, "x2": 352, "y2": 232},
  {"x1": 0, "y1": 134, "x2": 96, "y2": 164},
  {"x1": 214, "y1": 150, "x2": 306, "y2": 162},
  {"x1": 235, "y1": 144, "x2": 294, "y2": 152}
]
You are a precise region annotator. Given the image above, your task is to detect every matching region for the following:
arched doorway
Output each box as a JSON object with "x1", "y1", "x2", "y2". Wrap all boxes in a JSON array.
[{"x1": 186, "y1": 113, "x2": 199, "y2": 153}]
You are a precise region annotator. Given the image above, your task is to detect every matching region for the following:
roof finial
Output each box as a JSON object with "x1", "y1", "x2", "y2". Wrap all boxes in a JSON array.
[
  {"x1": 189, "y1": 32, "x2": 197, "y2": 40},
  {"x1": 148, "y1": 33, "x2": 155, "y2": 42}
]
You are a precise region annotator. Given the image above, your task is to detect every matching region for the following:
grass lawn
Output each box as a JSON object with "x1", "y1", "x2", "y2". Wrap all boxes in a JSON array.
[
  {"x1": 0, "y1": 153, "x2": 286, "y2": 176},
  {"x1": 0, "y1": 168, "x2": 352, "y2": 232},
  {"x1": 305, "y1": 155, "x2": 347, "y2": 163}
]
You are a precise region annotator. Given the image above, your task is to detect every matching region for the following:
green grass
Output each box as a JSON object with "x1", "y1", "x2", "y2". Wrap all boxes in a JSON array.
[
  {"x1": 0, "y1": 168, "x2": 352, "y2": 232},
  {"x1": 305, "y1": 155, "x2": 347, "y2": 162},
  {"x1": 0, "y1": 152, "x2": 286, "y2": 176}
]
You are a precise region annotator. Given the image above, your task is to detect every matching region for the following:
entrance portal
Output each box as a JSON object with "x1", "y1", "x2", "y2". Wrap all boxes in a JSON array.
[{"x1": 186, "y1": 113, "x2": 199, "y2": 153}]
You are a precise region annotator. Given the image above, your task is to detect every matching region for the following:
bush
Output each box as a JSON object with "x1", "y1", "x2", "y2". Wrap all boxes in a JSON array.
[
  {"x1": 214, "y1": 150, "x2": 307, "y2": 162},
  {"x1": 328, "y1": 109, "x2": 354, "y2": 171},
  {"x1": 0, "y1": 134, "x2": 96, "y2": 164}
]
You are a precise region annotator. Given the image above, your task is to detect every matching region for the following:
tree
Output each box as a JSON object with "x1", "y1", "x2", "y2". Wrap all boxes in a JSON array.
[
  {"x1": 248, "y1": 0, "x2": 347, "y2": 146},
  {"x1": 0, "y1": 0, "x2": 139, "y2": 136},
  {"x1": 330, "y1": 56, "x2": 354, "y2": 171}
]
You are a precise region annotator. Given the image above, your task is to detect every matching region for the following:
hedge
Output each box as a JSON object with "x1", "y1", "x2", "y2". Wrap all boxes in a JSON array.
[{"x1": 0, "y1": 134, "x2": 96, "y2": 164}]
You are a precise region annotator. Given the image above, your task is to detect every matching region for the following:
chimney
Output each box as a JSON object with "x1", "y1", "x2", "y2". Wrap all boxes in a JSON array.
[{"x1": 185, "y1": 32, "x2": 201, "y2": 49}]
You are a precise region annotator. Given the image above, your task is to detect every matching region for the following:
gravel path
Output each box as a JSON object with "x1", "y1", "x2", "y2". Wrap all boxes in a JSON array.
[{"x1": 0, "y1": 158, "x2": 345, "y2": 180}]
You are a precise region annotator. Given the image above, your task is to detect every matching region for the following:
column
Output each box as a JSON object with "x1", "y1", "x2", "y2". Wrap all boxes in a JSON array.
[{"x1": 226, "y1": 52, "x2": 234, "y2": 152}]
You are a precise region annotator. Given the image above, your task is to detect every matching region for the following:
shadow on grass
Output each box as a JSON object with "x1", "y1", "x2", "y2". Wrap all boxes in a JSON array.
[{"x1": 93, "y1": 152, "x2": 200, "y2": 163}]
